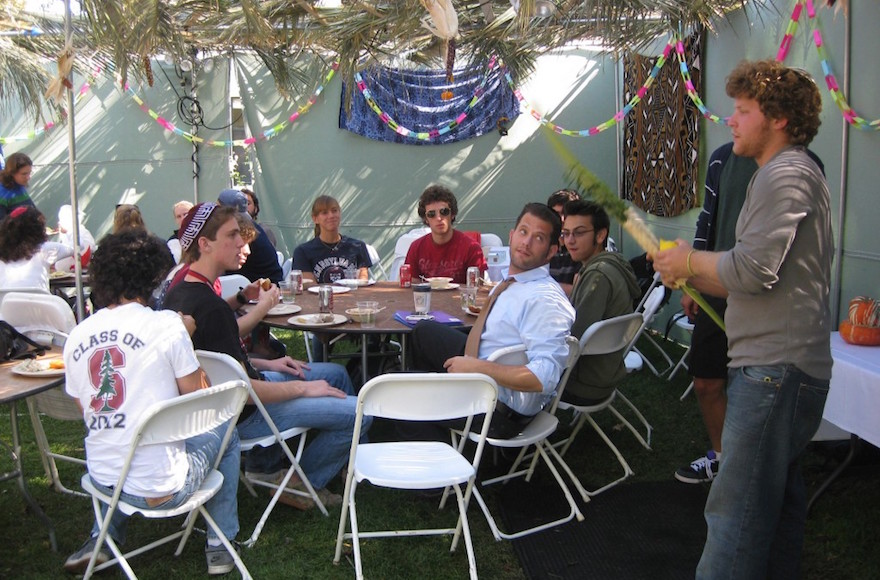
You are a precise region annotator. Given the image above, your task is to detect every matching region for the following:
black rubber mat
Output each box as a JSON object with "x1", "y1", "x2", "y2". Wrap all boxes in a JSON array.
[{"x1": 495, "y1": 478, "x2": 709, "y2": 579}]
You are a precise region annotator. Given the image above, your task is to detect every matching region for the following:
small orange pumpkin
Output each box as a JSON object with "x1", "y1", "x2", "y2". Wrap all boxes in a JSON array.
[
  {"x1": 848, "y1": 296, "x2": 880, "y2": 327},
  {"x1": 839, "y1": 320, "x2": 880, "y2": 346}
]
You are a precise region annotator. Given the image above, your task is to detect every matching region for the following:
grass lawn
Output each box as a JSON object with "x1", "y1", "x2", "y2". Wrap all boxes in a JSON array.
[{"x1": 1, "y1": 330, "x2": 877, "y2": 578}]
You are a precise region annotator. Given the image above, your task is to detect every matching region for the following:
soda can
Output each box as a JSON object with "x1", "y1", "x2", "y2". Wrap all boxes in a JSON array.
[
  {"x1": 318, "y1": 285, "x2": 333, "y2": 313},
  {"x1": 466, "y1": 266, "x2": 480, "y2": 288},
  {"x1": 289, "y1": 269, "x2": 303, "y2": 294},
  {"x1": 399, "y1": 263, "x2": 412, "y2": 288}
]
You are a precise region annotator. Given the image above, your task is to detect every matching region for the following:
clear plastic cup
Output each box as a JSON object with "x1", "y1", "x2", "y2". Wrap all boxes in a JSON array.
[
  {"x1": 356, "y1": 301, "x2": 378, "y2": 328},
  {"x1": 461, "y1": 286, "x2": 477, "y2": 313},
  {"x1": 412, "y1": 283, "x2": 431, "y2": 315},
  {"x1": 278, "y1": 281, "x2": 296, "y2": 304}
]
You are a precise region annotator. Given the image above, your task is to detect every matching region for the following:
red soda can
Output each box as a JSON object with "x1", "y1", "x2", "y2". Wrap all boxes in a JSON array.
[{"x1": 399, "y1": 263, "x2": 412, "y2": 288}]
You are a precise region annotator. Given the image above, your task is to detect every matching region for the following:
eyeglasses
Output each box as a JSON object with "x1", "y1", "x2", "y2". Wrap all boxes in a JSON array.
[
  {"x1": 425, "y1": 207, "x2": 452, "y2": 219},
  {"x1": 560, "y1": 228, "x2": 594, "y2": 241}
]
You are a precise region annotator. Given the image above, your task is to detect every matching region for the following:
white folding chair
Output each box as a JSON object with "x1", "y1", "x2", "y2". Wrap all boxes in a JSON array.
[
  {"x1": 0, "y1": 286, "x2": 50, "y2": 305},
  {"x1": 333, "y1": 373, "x2": 497, "y2": 580},
  {"x1": 388, "y1": 227, "x2": 430, "y2": 281},
  {"x1": 217, "y1": 274, "x2": 251, "y2": 300},
  {"x1": 79, "y1": 381, "x2": 251, "y2": 580},
  {"x1": 625, "y1": 276, "x2": 674, "y2": 376},
  {"x1": 480, "y1": 233, "x2": 503, "y2": 249},
  {"x1": 1, "y1": 292, "x2": 86, "y2": 496},
  {"x1": 195, "y1": 350, "x2": 327, "y2": 547},
  {"x1": 460, "y1": 342, "x2": 586, "y2": 540},
  {"x1": 549, "y1": 312, "x2": 647, "y2": 499},
  {"x1": 281, "y1": 257, "x2": 293, "y2": 280},
  {"x1": 365, "y1": 243, "x2": 387, "y2": 281},
  {"x1": 484, "y1": 246, "x2": 510, "y2": 282}
]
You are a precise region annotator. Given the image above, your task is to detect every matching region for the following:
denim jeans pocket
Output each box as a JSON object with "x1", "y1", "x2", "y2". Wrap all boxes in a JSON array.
[{"x1": 741, "y1": 364, "x2": 786, "y2": 387}]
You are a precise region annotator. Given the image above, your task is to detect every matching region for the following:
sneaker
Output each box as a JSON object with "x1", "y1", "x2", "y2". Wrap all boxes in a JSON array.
[
  {"x1": 675, "y1": 450, "x2": 719, "y2": 484},
  {"x1": 206, "y1": 542, "x2": 240, "y2": 575},
  {"x1": 63, "y1": 536, "x2": 111, "y2": 574}
]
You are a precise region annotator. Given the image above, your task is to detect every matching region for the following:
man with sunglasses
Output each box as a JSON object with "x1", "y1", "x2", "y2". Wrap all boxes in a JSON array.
[
  {"x1": 404, "y1": 184, "x2": 486, "y2": 284},
  {"x1": 560, "y1": 200, "x2": 641, "y2": 407}
]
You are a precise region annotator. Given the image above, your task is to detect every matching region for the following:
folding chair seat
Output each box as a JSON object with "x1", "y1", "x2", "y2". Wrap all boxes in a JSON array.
[
  {"x1": 195, "y1": 350, "x2": 327, "y2": 548},
  {"x1": 79, "y1": 381, "x2": 251, "y2": 579},
  {"x1": 549, "y1": 312, "x2": 648, "y2": 499},
  {"x1": 1, "y1": 292, "x2": 86, "y2": 496},
  {"x1": 459, "y1": 342, "x2": 586, "y2": 540},
  {"x1": 333, "y1": 373, "x2": 497, "y2": 580}
]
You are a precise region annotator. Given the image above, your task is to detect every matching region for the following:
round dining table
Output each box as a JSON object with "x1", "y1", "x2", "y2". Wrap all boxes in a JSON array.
[{"x1": 255, "y1": 281, "x2": 489, "y2": 384}]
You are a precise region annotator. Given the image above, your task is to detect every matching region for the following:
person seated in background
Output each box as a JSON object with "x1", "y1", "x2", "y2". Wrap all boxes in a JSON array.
[
  {"x1": 241, "y1": 188, "x2": 277, "y2": 248},
  {"x1": 169, "y1": 200, "x2": 194, "y2": 241},
  {"x1": 404, "y1": 184, "x2": 486, "y2": 284},
  {"x1": 218, "y1": 189, "x2": 282, "y2": 284},
  {"x1": 293, "y1": 195, "x2": 372, "y2": 284},
  {"x1": 62, "y1": 230, "x2": 245, "y2": 576},
  {"x1": 55, "y1": 204, "x2": 96, "y2": 272},
  {"x1": 164, "y1": 202, "x2": 367, "y2": 510},
  {"x1": 0, "y1": 152, "x2": 36, "y2": 220},
  {"x1": 112, "y1": 204, "x2": 147, "y2": 234},
  {"x1": 0, "y1": 206, "x2": 82, "y2": 290},
  {"x1": 410, "y1": 203, "x2": 574, "y2": 438},
  {"x1": 546, "y1": 189, "x2": 580, "y2": 295},
  {"x1": 561, "y1": 200, "x2": 641, "y2": 406}
]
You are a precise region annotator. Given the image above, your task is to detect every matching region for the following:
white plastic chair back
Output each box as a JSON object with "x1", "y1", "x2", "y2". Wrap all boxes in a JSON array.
[
  {"x1": 281, "y1": 257, "x2": 293, "y2": 280},
  {"x1": 389, "y1": 227, "x2": 430, "y2": 281},
  {"x1": 334, "y1": 373, "x2": 497, "y2": 580},
  {"x1": 0, "y1": 292, "x2": 75, "y2": 338},
  {"x1": 217, "y1": 274, "x2": 251, "y2": 299},
  {"x1": 365, "y1": 243, "x2": 387, "y2": 280},
  {"x1": 195, "y1": 350, "x2": 325, "y2": 546},
  {"x1": 0, "y1": 286, "x2": 50, "y2": 307},
  {"x1": 167, "y1": 239, "x2": 182, "y2": 264},
  {"x1": 79, "y1": 381, "x2": 251, "y2": 579},
  {"x1": 276, "y1": 250, "x2": 284, "y2": 267},
  {"x1": 480, "y1": 233, "x2": 503, "y2": 249}
]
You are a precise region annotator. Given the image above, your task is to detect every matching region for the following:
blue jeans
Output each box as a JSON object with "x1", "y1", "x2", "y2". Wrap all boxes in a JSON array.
[
  {"x1": 90, "y1": 423, "x2": 241, "y2": 545},
  {"x1": 240, "y1": 362, "x2": 369, "y2": 489},
  {"x1": 697, "y1": 365, "x2": 829, "y2": 579}
]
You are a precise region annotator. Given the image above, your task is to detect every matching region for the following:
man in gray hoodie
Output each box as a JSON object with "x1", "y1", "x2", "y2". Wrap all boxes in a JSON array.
[{"x1": 561, "y1": 200, "x2": 641, "y2": 406}]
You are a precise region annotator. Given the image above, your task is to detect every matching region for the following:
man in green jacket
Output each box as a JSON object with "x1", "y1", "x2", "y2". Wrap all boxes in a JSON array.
[{"x1": 561, "y1": 200, "x2": 641, "y2": 406}]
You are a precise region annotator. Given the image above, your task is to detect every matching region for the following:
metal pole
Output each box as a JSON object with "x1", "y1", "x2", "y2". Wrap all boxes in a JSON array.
[
  {"x1": 65, "y1": 0, "x2": 84, "y2": 321},
  {"x1": 831, "y1": 8, "x2": 851, "y2": 326}
]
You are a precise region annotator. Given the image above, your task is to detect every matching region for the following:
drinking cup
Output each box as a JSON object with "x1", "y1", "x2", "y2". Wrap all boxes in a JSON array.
[
  {"x1": 412, "y1": 283, "x2": 432, "y2": 315},
  {"x1": 461, "y1": 286, "x2": 477, "y2": 313},
  {"x1": 279, "y1": 281, "x2": 295, "y2": 304},
  {"x1": 357, "y1": 301, "x2": 378, "y2": 328}
]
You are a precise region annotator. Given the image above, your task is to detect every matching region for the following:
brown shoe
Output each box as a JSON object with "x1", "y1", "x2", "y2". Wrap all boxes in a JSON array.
[{"x1": 271, "y1": 482, "x2": 342, "y2": 511}]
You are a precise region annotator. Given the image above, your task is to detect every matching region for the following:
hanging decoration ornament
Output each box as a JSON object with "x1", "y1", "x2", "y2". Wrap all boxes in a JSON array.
[
  {"x1": 779, "y1": 0, "x2": 878, "y2": 131},
  {"x1": 500, "y1": 38, "x2": 674, "y2": 137},
  {"x1": 420, "y1": 0, "x2": 459, "y2": 99},
  {"x1": 674, "y1": 34, "x2": 726, "y2": 125},
  {"x1": 124, "y1": 61, "x2": 339, "y2": 147},
  {"x1": 45, "y1": 40, "x2": 75, "y2": 104}
]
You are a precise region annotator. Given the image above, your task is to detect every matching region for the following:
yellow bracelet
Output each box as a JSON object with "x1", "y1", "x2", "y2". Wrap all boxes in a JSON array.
[{"x1": 686, "y1": 249, "x2": 697, "y2": 278}]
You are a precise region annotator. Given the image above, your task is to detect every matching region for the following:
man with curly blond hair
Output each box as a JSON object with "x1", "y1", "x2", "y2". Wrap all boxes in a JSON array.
[{"x1": 653, "y1": 60, "x2": 832, "y2": 578}]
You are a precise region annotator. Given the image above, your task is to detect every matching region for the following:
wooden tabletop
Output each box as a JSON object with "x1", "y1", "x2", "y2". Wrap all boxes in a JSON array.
[
  {"x1": 256, "y1": 281, "x2": 489, "y2": 335},
  {"x1": 0, "y1": 348, "x2": 65, "y2": 404}
]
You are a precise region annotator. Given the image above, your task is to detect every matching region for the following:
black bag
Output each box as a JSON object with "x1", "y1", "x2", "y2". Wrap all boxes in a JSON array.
[{"x1": 0, "y1": 320, "x2": 46, "y2": 362}]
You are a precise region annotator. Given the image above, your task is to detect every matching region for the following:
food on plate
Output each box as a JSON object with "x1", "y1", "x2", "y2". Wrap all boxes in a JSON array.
[
  {"x1": 468, "y1": 305, "x2": 482, "y2": 315},
  {"x1": 48, "y1": 360, "x2": 65, "y2": 370}
]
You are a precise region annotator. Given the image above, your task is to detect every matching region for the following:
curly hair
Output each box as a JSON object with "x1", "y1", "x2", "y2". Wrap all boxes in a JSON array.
[
  {"x1": 547, "y1": 189, "x2": 580, "y2": 210},
  {"x1": 1, "y1": 152, "x2": 33, "y2": 188},
  {"x1": 418, "y1": 184, "x2": 458, "y2": 225},
  {"x1": 113, "y1": 204, "x2": 147, "y2": 234},
  {"x1": 0, "y1": 206, "x2": 47, "y2": 262},
  {"x1": 90, "y1": 231, "x2": 175, "y2": 307},
  {"x1": 725, "y1": 59, "x2": 822, "y2": 146},
  {"x1": 241, "y1": 188, "x2": 260, "y2": 220}
]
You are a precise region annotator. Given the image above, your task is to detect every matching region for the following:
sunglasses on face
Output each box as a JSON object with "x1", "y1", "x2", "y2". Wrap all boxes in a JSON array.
[{"x1": 425, "y1": 207, "x2": 452, "y2": 219}]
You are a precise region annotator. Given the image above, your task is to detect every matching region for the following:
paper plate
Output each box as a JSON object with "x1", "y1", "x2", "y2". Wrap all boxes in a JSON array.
[
  {"x1": 267, "y1": 304, "x2": 302, "y2": 316},
  {"x1": 11, "y1": 360, "x2": 65, "y2": 377},
  {"x1": 432, "y1": 282, "x2": 460, "y2": 291},
  {"x1": 307, "y1": 285, "x2": 351, "y2": 295},
  {"x1": 288, "y1": 313, "x2": 348, "y2": 327}
]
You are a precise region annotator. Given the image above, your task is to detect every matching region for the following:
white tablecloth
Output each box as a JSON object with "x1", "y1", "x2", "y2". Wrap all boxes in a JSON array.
[{"x1": 823, "y1": 332, "x2": 880, "y2": 448}]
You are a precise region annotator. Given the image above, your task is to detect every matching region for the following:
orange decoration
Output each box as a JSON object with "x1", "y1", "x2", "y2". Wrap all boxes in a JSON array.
[
  {"x1": 847, "y1": 296, "x2": 880, "y2": 327},
  {"x1": 839, "y1": 320, "x2": 880, "y2": 346}
]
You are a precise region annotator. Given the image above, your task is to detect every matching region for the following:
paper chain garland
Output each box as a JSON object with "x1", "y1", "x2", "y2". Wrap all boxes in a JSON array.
[
  {"x1": 3, "y1": 1, "x2": 877, "y2": 145},
  {"x1": 125, "y1": 62, "x2": 339, "y2": 147},
  {"x1": 352, "y1": 56, "x2": 500, "y2": 141}
]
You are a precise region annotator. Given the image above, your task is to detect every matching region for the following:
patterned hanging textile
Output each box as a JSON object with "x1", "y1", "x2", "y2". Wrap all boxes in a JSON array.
[{"x1": 623, "y1": 30, "x2": 703, "y2": 217}]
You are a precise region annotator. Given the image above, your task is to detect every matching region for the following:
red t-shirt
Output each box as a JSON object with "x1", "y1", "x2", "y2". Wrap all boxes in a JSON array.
[{"x1": 404, "y1": 229, "x2": 487, "y2": 284}]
